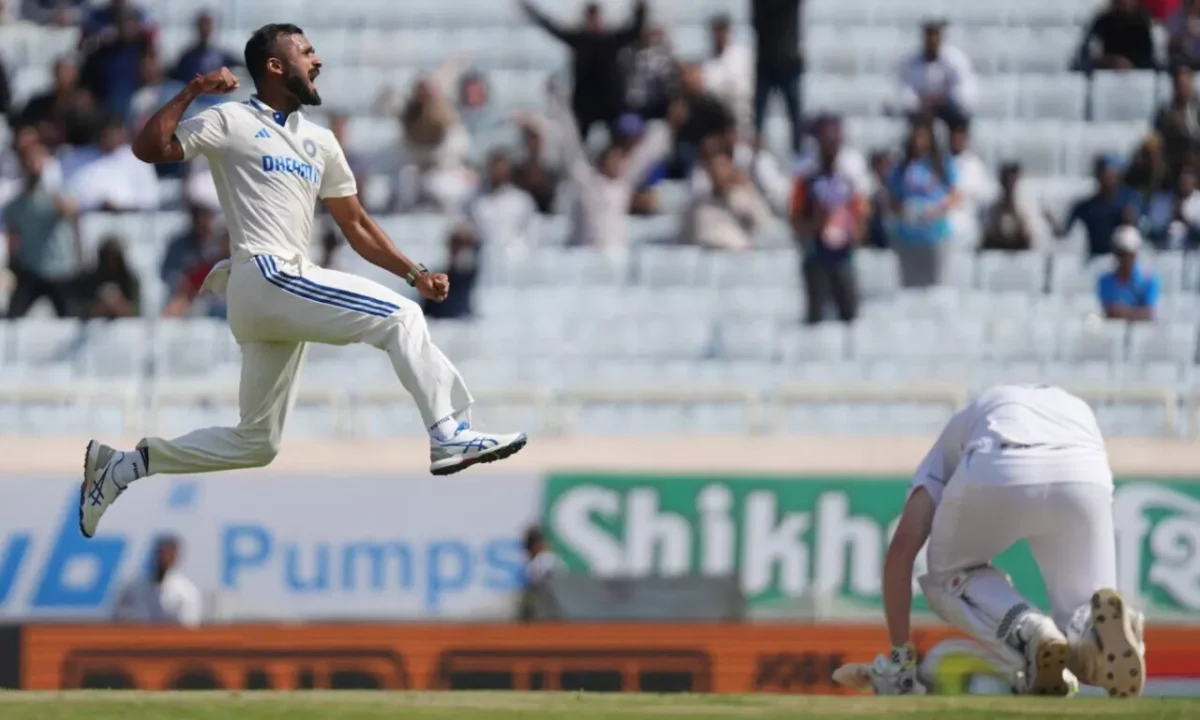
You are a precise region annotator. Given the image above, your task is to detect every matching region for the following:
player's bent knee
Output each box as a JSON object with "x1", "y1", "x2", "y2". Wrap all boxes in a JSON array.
[{"x1": 232, "y1": 426, "x2": 282, "y2": 468}]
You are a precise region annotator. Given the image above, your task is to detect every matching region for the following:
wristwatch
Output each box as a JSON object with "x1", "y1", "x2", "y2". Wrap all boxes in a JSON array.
[{"x1": 405, "y1": 263, "x2": 429, "y2": 287}]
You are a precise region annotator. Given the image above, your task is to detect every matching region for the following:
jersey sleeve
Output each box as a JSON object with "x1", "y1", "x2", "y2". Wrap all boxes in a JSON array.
[
  {"x1": 319, "y1": 138, "x2": 358, "y2": 200},
  {"x1": 174, "y1": 106, "x2": 229, "y2": 161},
  {"x1": 909, "y1": 405, "x2": 973, "y2": 508}
]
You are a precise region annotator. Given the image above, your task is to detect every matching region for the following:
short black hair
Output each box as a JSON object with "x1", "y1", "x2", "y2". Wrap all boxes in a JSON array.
[
  {"x1": 710, "y1": 13, "x2": 732, "y2": 30},
  {"x1": 244, "y1": 23, "x2": 304, "y2": 84},
  {"x1": 523, "y1": 525, "x2": 544, "y2": 555}
]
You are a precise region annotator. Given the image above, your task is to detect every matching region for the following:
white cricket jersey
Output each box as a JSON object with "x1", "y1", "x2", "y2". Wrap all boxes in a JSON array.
[
  {"x1": 910, "y1": 384, "x2": 1109, "y2": 506},
  {"x1": 173, "y1": 96, "x2": 357, "y2": 260}
]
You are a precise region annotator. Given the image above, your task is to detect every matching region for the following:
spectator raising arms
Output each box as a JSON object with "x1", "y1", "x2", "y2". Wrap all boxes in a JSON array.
[
  {"x1": 1079, "y1": 0, "x2": 1156, "y2": 71},
  {"x1": 887, "y1": 120, "x2": 958, "y2": 288},
  {"x1": 519, "y1": 0, "x2": 647, "y2": 142},
  {"x1": 540, "y1": 83, "x2": 681, "y2": 249},
  {"x1": 1098, "y1": 226, "x2": 1160, "y2": 322},
  {"x1": 79, "y1": 236, "x2": 139, "y2": 319},
  {"x1": 679, "y1": 146, "x2": 773, "y2": 251},
  {"x1": 895, "y1": 20, "x2": 977, "y2": 129}
]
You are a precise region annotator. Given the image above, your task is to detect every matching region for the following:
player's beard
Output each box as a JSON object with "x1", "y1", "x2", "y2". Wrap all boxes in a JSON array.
[{"x1": 286, "y1": 67, "x2": 322, "y2": 106}]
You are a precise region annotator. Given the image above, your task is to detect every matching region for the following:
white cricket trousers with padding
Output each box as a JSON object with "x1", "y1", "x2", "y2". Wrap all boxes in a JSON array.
[
  {"x1": 142, "y1": 253, "x2": 473, "y2": 472},
  {"x1": 924, "y1": 447, "x2": 1118, "y2": 633}
]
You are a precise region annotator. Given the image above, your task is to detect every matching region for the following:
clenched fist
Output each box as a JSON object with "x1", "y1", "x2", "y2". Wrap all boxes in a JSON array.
[
  {"x1": 416, "y1": 273, "x2": 451, "y2": 302},
  {"x1": 189, "y1": 67, "x2": 240, "y2": 95}
]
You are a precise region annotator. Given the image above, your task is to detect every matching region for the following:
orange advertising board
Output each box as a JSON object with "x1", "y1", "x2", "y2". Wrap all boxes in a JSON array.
[{"x1": 18, "y1": 624, "x2": 1200, "y2": 694}]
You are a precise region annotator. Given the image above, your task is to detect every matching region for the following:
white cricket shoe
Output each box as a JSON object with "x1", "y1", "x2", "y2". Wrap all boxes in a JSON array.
[
  {"x1": 430, "y1": 423, "x2": 528, "y2": 476},
  {"x1": 1086, "y1": 588, "x2": 1147, "y2": 699},
  {"x1": 79, "y1": 441, "x2": 143, "y2": 538},
  {"x1": 1014, "y1": 613, "x2": 1076, "y2": 696}
]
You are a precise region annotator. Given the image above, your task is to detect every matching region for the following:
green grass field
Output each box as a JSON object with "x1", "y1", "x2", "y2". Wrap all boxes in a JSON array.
[{"x1": 0, "y1": 692, "x2": 1197, "y2": 720}]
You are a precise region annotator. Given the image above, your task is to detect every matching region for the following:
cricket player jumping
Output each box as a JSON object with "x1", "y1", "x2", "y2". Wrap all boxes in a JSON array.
[
  {"x1": 834, "y1": 385, "x2": 1146, "y2": 698},
  {"x1": 79, "y1": 24, "x2": 527, "y2": 538}
]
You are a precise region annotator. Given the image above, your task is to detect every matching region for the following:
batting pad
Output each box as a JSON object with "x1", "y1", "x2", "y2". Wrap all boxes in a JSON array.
[{"x1": 918, "y1": 565, "x2": 1031, "y2": 671}]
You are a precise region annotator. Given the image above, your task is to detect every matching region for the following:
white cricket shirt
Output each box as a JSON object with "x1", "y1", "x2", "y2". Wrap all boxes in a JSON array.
[
  {"x1": 910, "y1": 384, "x2": 1109, "y2": 506},
  {"x1": 174, "y1": 96, "x2": 357, "y2": 260}
]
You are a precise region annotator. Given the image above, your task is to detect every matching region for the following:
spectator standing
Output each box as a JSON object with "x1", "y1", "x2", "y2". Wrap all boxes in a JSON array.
[
  {"x1": 423, "y1": 224, "x2": 479, "y2": 320},
  {"x1": 160, "y1": 204, "x2": 216, "y2": 291},
  {"x1": 793, "y1": 114, "x2": 871, "y2": 200},
  {"x1": 1168, "y1": 0, "x2": 1200, "y2": 69},
  {"x1": 1051, "y1": 155, "x2": 1142, "y2": 257},
  {"x1": 947, "y1": 120, "x2": 997, "y2": 246},
  {"x1": 1079, "y1": 0, "x2": 1156, "y2": 71},
  {"x1": 751, "y1": 0, "x2": 804, "y2": 154},
  {"x1": 0, "y1": 127, "x2": 63, "y2": 218},
  {"x1": 1146, "y1": 166, "x2": 1200, "y2": 249},
  {"x1": 888, "y1": 121, "x2": 958, "y2": 287},
  {"x1": 523, "y1": 525, "x2": 563, "y2": 588},
  {"x1": 170, "y1": 10, "x2": 240, "y2": 84},
  {"x1": 620, "y1": 26, "x2": 676, "y2": 120},
  {"x1": 512, "y1": 116, "x2": 560, "y2": 214},
  {"x1": 519, "y1": 0, "x2": 647, "y2": 142},
  {"x1": 703, "y1": 13, "x2": 754, "y2": 136},
  {"x1": 981, "y1": 163, "x2": 1035, "y2": 252},
  {"x1": 79, "y1": 236, "x2": 139, "y2": 319},
  {"x1": 679, "y1": 147, "x2": 772, "y2": 251},
  {"x1": 112, "y1": 536, "x2": 202, "y2": 628},
  {"x1": 467, "y1": 151, "x2": 540, "y2": 257},
  {"x1": 3, "y1": 140, "x2": 78, "y2": 318},
  {"x1": 66, "y1": 117, "x2": 159, "y2": 212},
  {"x1": 895, "y1": 20, "x2": 977, "y2": 128},
  {"x1": 1098, "y1": 226, "x2": 1160, "y2": 321},
  {"x1": 548, "y1": 87, "x2": 680, "y2": 249},
  {"x1": 792, "y1": 130, "x2": 865, "y2": 324},
  {"x1": 1154, "y1": 63, "x2": 1200, "y2": 174},
  {"x1": 80, "y1": 8, "x2": 153, "y2": 118}
]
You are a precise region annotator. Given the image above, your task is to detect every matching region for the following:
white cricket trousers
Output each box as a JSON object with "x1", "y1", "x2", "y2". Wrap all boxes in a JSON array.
[
  {"x1": 142, "y1": 254, "x2": 473, "y2": 473},
  {"x1": 925, "y1": 449, "x2": 1118, "y2": 632}
]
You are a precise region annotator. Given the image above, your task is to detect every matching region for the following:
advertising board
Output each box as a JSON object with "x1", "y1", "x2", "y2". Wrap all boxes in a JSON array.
[{"x1": 0, "y1": 473, "x2": 542, "y2": 621}]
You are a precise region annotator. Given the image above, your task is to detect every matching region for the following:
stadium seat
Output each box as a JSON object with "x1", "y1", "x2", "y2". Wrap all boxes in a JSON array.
[
  {"x1": 1091, "y1": 71, "x2": 1159, "y2": 124},
  {"x1": 1017, "y1": 74, "x2": 1088, "y2": 122},
  {"x1": 977, "y1": 251, "x2": 1047, "y2": 294}
]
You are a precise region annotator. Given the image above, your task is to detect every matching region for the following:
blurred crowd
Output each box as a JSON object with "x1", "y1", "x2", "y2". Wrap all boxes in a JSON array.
[{"x1": 1, "y1": 0, "x2": 1198, "y2": 328}]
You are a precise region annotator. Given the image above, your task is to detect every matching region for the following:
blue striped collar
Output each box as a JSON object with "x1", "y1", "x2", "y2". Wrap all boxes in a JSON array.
[{"x1": 245, "y1": 96, "x2": 298, "y2": 128}]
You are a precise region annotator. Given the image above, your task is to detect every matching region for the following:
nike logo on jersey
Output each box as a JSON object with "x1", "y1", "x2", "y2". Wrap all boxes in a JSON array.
[{"x1": 255, "y1": 128, "x2": 271, "y2": 139}]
